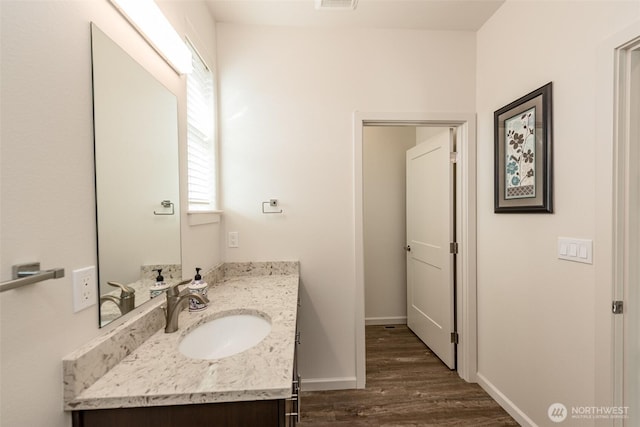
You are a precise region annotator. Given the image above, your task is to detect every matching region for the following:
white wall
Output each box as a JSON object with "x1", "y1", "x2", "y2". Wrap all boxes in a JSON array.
[
  {"x1": 363, "y1": 126, "x2": 415, "y2": 324},
  {"x1": 475, "y1": 1, "x2": 640, "y2": 426},
  {"x1": 217, "y1": 24, "x2": 476, "y2": 387},
  {"x1": 0, "y1": 1, "x2": 219, "y2": 426},
  {"x1": 416, "y1": 126, "x2": 448, "y2": 145}
]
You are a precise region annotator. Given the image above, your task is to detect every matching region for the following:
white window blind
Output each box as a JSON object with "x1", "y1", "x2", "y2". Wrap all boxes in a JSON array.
[{"x1": 186, "y1": 40, "x2": 216, "y2": 210}]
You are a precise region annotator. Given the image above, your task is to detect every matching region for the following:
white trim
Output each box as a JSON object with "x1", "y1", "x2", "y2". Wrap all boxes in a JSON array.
[
  {"x1": 187, "y1": 211, "x2": 222, "y2": 226},
  {"x1": 353, "y1": 111, "x2": 477, "y2": 389},
  {"x1": 476, "y1": 373, "x2": 536, "y2": 427},
  {"x1": 364, "y1": 316, "x2": 407, "y2": 326},
  {"x1": 301, "y1": 377, "x2": 358, "y2": 392}
]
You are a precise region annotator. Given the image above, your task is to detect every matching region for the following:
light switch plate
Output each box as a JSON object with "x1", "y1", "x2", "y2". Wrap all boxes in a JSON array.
[{"x1": 558, "y1": 237, "x2": 593, "y2": 264}]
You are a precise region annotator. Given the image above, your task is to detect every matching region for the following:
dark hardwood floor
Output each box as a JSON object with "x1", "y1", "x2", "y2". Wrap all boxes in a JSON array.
[{"x1": 299, "y1": 325, "x2": 519, "y2": 426}]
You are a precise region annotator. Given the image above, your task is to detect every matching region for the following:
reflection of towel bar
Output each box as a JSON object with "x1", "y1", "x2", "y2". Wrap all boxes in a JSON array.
[
  {"x1": 154, "y1": 200, "x2": 175, "y2": 215},
  {"x1": 0, "y1": 262, "x2": 65, "y2": 293}
]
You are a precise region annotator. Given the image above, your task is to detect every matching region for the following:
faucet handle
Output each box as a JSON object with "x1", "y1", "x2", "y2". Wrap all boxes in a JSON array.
[
  {"x1": 107, "y1": 281, "x2": 135, "y2": 297},
  {"x1": 166, "y1": 278, "x2": 192, "y2": 297}
]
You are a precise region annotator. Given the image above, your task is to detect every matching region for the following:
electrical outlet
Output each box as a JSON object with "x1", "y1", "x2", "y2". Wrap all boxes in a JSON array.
[
  {"x1": 73, "y1": 266, "x2": 97, "y2": 312},
  {"x1": 228, "y1": 231, "x2": 239, "y2": 248}
]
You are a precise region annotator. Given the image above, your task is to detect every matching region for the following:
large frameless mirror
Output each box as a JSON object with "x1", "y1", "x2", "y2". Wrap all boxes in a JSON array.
[{"x1": 91, "y1": 23, "x2": 181, "y2": 327}]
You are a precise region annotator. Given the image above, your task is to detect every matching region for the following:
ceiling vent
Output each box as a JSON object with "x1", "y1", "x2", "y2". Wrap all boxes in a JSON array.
[{"x1": 315, "y1": 0, "x2": 358, "y2": 10}]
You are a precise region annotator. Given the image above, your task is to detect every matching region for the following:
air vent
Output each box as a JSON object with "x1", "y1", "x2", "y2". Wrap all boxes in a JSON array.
[{"x1": 315, "y1": 0, "x2": 358, "y2": 10}]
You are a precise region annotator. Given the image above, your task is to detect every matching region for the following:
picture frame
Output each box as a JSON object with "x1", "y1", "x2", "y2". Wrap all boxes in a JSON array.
[{"x1": 494, "y1": 82, "x2": 553, "y2": 213}]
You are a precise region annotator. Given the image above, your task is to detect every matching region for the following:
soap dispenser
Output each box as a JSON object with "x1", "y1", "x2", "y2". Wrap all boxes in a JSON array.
[
  {"x1": 188, "y1": 267, "x2": 208, "y2": 312},
  {"x1": 150, "y1": 269, "x2": 169, "y2": 298}
]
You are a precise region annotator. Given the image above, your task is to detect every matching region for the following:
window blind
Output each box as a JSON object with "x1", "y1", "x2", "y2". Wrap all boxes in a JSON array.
[{"x1": 186, "y1": 40, "x2": 215, "y2": 209}]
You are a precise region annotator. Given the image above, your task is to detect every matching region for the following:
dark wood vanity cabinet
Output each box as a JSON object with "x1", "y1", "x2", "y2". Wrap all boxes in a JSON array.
[{"x1": 72, "y1": 399, "x2": 288, "y2": 427}]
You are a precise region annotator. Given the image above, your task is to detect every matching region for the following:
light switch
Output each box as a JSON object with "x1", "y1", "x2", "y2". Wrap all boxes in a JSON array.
[
  {"x1": 558, "y1": 237, "x2": 593, "y2": 264},
  {"x1": 559, "y1": 243, "x2": 568, "y2": 256},
  {"x1": 579, "y1": 245, "x2": 588, "y2": 259}
]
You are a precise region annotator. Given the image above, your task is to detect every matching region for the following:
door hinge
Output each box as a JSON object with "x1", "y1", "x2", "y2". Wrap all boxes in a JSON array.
[
  {"x1": 450, "y1": 242, "x2": 458, "y2": 254},
  {"x1": 450, "y1": 152, "x2": 459, "y2": 164},
  {"x1": 612, "y1": 300, "x2": 624, "y2": 314},
  {"x1": 450, "y1": 332, "x2": 459, "y2": 344}
]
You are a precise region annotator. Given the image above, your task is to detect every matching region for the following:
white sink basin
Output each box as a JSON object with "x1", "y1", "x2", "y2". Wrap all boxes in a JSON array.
[{"x1": 179, "y1": 313, "x2": 271, "y2": 360}]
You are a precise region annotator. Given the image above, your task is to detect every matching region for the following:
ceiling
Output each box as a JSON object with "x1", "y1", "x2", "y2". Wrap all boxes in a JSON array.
[{"x1": 205, "y1": 0, "x2": 505, "y2": 31}]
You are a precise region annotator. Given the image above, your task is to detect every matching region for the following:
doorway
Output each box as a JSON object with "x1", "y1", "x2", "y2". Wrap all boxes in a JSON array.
[
  {"x1": 362, "y1": 126, "x2": 455, "y2": 367},
  {"x1": 354, "y1": 112, "x2": 478, "y2": 387},
  {"x1": 362, "y1": 126, "x2": 417, "y2": 329}
]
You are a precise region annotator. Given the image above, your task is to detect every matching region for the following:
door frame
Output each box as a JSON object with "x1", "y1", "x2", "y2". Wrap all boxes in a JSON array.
[{"x1": 354, "y1": 111, "x2": 477, "y2": 386}]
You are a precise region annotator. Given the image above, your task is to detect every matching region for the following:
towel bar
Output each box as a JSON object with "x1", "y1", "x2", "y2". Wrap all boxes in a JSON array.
[{"x1": 0, "y1": 262, "x2": 65, "y2": 293}]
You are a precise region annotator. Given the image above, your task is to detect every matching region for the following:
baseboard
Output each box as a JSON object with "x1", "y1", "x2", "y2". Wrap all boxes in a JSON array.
[
  {"x1": 365, "y1": 316, "x2": 407, "y2": 326},
  {"x1": 300, "y1": 377, "x2": 357, "y2": 392},
  {"x1": 476, "y1": 372, "x2": 537, "y2": 427}
]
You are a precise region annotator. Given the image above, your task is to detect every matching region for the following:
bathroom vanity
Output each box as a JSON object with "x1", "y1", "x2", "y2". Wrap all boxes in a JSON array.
[
  {"x1": 72, "y1": 399, "x2": 294, "y2": 426},
  {"x1": 64, "y1": 262, "x2": 300, "y2": 427}
]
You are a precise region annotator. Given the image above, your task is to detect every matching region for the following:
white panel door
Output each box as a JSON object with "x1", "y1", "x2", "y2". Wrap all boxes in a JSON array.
[{"x1": 406, "y1": 131, "x2": 455, "y2": 369}]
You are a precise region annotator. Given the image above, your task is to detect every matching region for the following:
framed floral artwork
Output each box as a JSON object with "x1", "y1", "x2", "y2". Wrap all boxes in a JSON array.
[{"x1": 494, "y1": 82, "x2": 553, "y2": 213}]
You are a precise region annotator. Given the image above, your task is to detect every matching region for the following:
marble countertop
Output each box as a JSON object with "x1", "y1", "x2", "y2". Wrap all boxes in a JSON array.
[{"x1": 64, "y1": 269, "x2": 299, "y2": 410}]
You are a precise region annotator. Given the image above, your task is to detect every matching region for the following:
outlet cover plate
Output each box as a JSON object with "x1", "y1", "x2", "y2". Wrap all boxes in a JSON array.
[
  {"x1": 73, "y1": 266, "x2": 97, "y2": 312},
  {"x1": 228, "y1": 231, "x2": 239, "y2": 248}
]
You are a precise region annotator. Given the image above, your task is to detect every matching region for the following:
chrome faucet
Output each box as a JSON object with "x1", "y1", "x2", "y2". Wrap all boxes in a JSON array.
[
  {"x1": 99, "y1": 281, "x2": 135, "y2": 315},
  {"x1": 164, "y1": 279, "x2": 209, "y2": 333}
]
